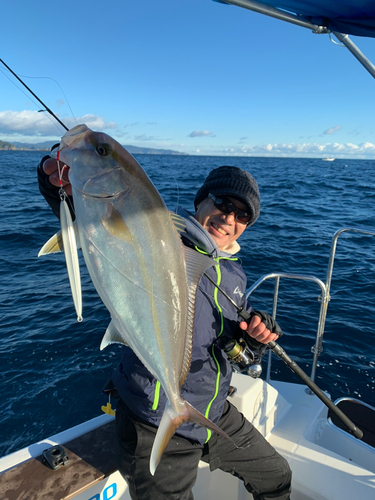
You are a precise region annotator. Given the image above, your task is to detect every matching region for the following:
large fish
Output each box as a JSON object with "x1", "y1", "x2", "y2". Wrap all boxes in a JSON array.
[{"x1": 39, "y1": 124, "x2": 231, "y2": 474}]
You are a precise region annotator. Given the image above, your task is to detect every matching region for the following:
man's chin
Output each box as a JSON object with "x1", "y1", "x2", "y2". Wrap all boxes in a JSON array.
[{"x1": 209, "y1": 231, "x2": 229, "y2": 249}]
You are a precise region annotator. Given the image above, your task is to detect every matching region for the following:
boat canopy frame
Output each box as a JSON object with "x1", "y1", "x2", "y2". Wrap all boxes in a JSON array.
[{"x1": 216, "y1": 0, "x2": 375, "y2": 79}]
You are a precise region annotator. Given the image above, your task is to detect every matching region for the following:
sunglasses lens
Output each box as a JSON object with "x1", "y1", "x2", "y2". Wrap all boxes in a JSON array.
[
  {"x1": 236, "y1": 214, "x2": 250, "y2": 224},
  {"x1": 210, "y1": 194, "x2": 250, "y2": 225}
]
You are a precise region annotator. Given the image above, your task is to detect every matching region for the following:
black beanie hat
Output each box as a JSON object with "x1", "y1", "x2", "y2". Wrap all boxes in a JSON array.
[{"x1": 194, "y1": 166, "x2": 260, "y2": 226}]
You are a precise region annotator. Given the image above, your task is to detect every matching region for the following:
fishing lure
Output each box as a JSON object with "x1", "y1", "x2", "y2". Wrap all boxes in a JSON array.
[{"x1": 57, "y1": 152, "x2": 83, "y2": 322}]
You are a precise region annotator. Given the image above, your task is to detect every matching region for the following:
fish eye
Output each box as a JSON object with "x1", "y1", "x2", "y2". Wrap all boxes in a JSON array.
[{"x1": 96, "y1": 144, "x2": 110, "y2": 156}]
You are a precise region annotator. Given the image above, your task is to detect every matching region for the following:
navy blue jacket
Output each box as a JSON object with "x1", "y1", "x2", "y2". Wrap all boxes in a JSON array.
[{"x1": 112, "y1": 207, "x2": 253, "y2": 444}]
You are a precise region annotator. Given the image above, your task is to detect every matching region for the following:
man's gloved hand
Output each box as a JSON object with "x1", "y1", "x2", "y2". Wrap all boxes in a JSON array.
[
  {"x1": 37, "y1": 149, "x2": 74, "y2": 220},
  {"x1": 239, "y1": 310, "x2": 282, "y2": 348}
]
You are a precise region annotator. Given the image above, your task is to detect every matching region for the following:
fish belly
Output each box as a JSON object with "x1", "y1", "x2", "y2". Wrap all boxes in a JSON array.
[{"x1": 74, "y1": 189, "x2": 188, "y2": 405}]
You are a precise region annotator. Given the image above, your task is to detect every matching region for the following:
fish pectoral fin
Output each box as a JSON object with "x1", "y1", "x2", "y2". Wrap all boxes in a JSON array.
[
  {"x1": 150, "y1": 400, "x2": 232, "y2": 476},
  {"x1": 38, "y1": 232, "x2": 64, "y2": 256},
  {"x1": 100, "y1": 319, "x2": 129, "y2": 350},
  {"x1": 38, "y1": 222, "x2": 81, "y2": 256},
  {"x1": 169, "y1": 211, "x2": 186, "y2": 234},
  {"x1": 102, "y1": 203, "x2": 133, "y2": 242}
]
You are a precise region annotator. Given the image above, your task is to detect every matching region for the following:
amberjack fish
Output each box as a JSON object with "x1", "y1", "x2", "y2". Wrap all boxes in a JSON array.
[{"x1": 39, "y1": 124, "x2": 231, "y2": 474}]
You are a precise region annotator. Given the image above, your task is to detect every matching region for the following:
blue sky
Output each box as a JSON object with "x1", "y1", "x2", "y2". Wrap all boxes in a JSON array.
[{"x1": 1, "y1": 0, "x2": 375, "y2": 158}]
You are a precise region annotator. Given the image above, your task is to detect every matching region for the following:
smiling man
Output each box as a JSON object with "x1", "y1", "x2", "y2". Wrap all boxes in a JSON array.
[
  {"x1": 38, "y1": 158, "x2": 291, "y2": 500},
  {"x1": 115, "y1": 165, "x2": 291, "y2": 500},
  {"x1": 194, "y1": 166, "x2": 259, "y2": 251}
]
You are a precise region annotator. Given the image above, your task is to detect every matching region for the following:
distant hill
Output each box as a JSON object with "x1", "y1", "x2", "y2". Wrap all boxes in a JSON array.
[
  {"x1": 11, "y1": 140, "x2": 59, "y2": 151},
  {"x1": 0, "y1": 140, "x2": 17, "y2": 150},
  {"x1": 123, "y1": 145, "x2": 186, "y2": 155},
  {"x1": 1, "y1": 140, "x2": 186, "y2": 155}
]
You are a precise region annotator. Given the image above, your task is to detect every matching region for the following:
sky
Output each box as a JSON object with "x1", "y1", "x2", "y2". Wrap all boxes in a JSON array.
[{"x1": 1, "y1": 0, "x2": 375, "y2": 158}]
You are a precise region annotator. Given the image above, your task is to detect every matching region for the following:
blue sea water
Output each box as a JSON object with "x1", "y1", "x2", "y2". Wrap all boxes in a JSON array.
[{"x1": 0, "y1": 151, "x2": 375, "y2": 458}]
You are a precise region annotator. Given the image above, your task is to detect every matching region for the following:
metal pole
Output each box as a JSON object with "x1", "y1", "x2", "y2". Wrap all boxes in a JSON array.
[
  {"x1": 266, "y1": 276, "x2": 280, "y2": 382},
  {"x1": 247, "y1": 273, "x2": 327, "y2": 383},
  {"x1": 218, "y1": 1, "x2": 375, "y2": 80},
  {"x1": 217, "y1": 0, "x2": 327, "y2": 32},
  {"x1": 332, "y1": 32, "x2": 375, "y2": 79}
]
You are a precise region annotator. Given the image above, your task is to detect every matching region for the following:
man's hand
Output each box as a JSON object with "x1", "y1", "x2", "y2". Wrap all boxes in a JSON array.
[
  {"x1": 43, "y1": 158, "x2": 72, "y2": 196},
  {"x1": 239, "y1": 314, "x2": 280, "y2": 345}
]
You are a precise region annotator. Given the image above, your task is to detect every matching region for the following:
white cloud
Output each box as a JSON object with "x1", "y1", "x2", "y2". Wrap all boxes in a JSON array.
[
  {"x1": 188, "y1": 130, "x2": 215, "y2": 138},
  {"x1": 134, "y1": 134, "x2": 156, "y2": 141},
  {"x1": 219, "y1": 142, "x2": 375, "y2": 158},
  {"x1": 323, "y1": 125, "x2": 342, "y2": 135},
  {"x1": 77, "y1": 114, "x2": 116, "y2": 130},
  {"x1": 0, "y1": 110, "x2": 117, "y2": 138}
]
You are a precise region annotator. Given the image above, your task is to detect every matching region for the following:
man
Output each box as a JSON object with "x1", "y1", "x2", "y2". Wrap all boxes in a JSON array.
[{"x1": 38, "y1": 157, "x2": 292, "y2": 500}]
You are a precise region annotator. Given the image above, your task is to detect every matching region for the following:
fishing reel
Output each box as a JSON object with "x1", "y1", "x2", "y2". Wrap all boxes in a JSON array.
[{"x1": 224, "y1": 338, "x2": 263, "y2": 379}]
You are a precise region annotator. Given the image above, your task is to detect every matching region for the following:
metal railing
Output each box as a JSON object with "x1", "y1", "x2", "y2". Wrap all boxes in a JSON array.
[{"x1": 245, "y1": 227, "x2": 375, "y2": 387}]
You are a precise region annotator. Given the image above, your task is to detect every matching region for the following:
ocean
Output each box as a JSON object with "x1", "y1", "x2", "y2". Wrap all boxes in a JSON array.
[{"x1": 1, "y1": 151, "x2": 374, "y2": 458}]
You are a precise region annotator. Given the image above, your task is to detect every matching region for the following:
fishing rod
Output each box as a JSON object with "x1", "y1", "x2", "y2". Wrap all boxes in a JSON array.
[
  {"x1": 203, "y1": 272, "x2": 364, "y2": 440},
  {"x1": 0, "y1": 58, "x2": 69, "y2": 132}
]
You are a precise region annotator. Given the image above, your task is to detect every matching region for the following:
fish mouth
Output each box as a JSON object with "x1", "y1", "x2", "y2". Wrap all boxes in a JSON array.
[
  {"x1": 89, "y1": 194, "x2": 118, "y2": 200},
  {"x1": 60, "y1": 124, "x2": 90, "y2": 151}
]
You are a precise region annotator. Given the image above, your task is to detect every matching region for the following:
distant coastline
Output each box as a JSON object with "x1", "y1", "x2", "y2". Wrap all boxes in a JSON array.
[{"x1": 0, "y1": 139, "x2": 186, "y2": 155}]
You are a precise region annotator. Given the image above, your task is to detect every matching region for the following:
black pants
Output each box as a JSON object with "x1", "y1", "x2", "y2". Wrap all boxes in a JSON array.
[{"x1": 115, "y1": 399, "x2": 292, "y2": 500}]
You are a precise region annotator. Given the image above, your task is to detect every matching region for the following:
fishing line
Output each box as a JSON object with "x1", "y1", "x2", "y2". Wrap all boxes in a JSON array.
[
  {"x1": 57, "y1": 152, "x2": 69, "y2": 191},
  {"x1": 0, "y1": 66, "x2": 65, "y2": 136},
  {"x1": 0, "y1": 65, "x2": 77, "y2": 129},
  {"x1": 170, "y1": 169, "x2": 180, "y2": 209},
  {"x1": 0, "y1": 58, "x2": 69, "y2": 132},
  {"x1": 13, "y1": 73, "x2": 78, "y2": 126}
]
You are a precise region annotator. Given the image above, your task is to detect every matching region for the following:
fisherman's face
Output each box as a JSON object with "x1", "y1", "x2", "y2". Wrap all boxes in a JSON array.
[{"x1": 195, "y1": 196, "x2": 248, "y2": 250}]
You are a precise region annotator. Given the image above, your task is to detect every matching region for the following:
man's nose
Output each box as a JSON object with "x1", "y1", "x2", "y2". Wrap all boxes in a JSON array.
[{"x1": 222, "y1": 211, "x2": 236, "y2": 224}]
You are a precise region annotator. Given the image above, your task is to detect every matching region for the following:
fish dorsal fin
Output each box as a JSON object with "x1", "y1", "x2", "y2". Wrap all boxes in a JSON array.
[
  {"x1": 38, "y1": 222, "x2": 81, "y2": 256},
  {"x1": 100, "y1": 319, "x2": 129, "y2": 350},
  {"x1": 169, "y1": 211, "x2": 186, "y2": 234},
  {"x1": 180, "y1": 246, "x2": 214, "y2": 386},
  {"x1": 102, "y1": 203, "x2": 133, "y2": 242}
]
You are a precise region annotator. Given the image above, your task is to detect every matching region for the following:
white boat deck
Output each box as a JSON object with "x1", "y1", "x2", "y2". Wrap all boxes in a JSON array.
[{"x1": 1, "y1": 373, "x2": 374, "y2": 500}]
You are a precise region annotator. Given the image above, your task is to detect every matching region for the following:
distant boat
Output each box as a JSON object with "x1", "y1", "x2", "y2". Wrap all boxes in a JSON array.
[{"x1": 322, "y1": 157, "x2": 335, "y2": 161}]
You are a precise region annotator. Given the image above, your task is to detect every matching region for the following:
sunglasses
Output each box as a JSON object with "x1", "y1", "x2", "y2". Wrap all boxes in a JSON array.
[{"x1": 208, "y1": 194, "x2": 251, "y2": 225}]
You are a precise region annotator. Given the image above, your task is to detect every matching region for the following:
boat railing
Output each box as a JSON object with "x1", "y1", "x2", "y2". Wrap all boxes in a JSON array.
[{"x1": 245, "y1": 227, "x2": 375, "y2": 387}]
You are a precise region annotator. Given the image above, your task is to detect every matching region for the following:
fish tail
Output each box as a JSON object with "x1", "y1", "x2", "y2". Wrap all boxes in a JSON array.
[{"x1": 149, "y1": 400, "x2": 232, "y2": 476}]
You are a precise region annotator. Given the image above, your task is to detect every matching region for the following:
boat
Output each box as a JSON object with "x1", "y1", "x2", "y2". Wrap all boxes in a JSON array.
[
  {"x1": 322, "y1": 158, "x2": 335, "y2": 161},
  {"x1": 1, "y1": 227, "x2": 374, "y2": 499},
  {"x1": 1, "y1": 2, "x2": 375, "y2": 499}
]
